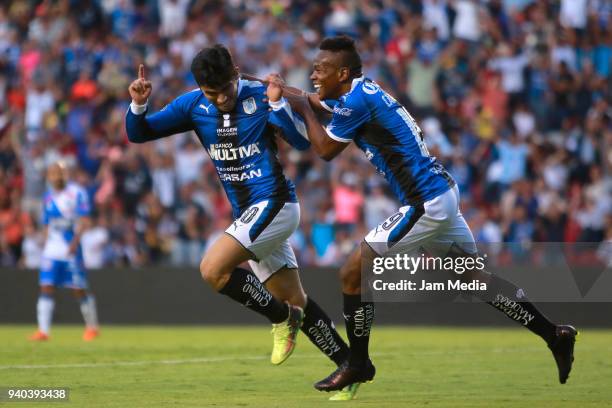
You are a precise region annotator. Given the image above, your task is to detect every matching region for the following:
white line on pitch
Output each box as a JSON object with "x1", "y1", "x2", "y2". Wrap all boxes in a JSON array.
[{"x1": 0, "y1": 348, "x2": 551, "y2": 370}]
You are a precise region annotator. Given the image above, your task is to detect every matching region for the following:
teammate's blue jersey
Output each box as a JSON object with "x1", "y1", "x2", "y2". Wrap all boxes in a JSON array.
[
  {"x1": 322, "y1": 77, "x2": 455, "y2": 206},
  {"x1": 42, "y1": 182, "x2": 91, "y2": 261},
  {"x1": 126, "y1": 79, "x2": 310, "y2": 218}
]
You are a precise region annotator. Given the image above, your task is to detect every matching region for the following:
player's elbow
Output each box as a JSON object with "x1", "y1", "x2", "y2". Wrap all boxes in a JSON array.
[
  {"x1": 126, "y1": 131, "x2": 147, "y2": 144},
  {"x1": 321, "y1": 153, "x2": 335, "y2": 162},
  {"x1": 294, "y1": 140, "x2": 311, "y2": 151},
  {"x1": 320, "y1": 149, "x2": 337, "y2": 162}
]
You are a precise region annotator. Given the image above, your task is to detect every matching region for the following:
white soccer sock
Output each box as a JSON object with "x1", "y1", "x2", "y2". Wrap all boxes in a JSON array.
[
  {"x1": 80, "y1": 295, "x2": 99, "y2": 329},
  {"x1": 37, "y1": 295, "x2": 55, "y2": 335}
]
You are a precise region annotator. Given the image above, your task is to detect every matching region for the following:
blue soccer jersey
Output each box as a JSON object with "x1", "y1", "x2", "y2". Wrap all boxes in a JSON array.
[
  {"x1": 125, "y1": 79, "x2": 310, "y2": 218},
  {"x1": 321, "y1": 77, "x2": 455, "y2": 205}
]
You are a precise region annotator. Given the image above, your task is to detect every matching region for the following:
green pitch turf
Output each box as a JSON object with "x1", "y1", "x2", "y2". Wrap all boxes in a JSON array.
[{"x1": 1, "y1": 326, "x2": 611, "y2": 407}]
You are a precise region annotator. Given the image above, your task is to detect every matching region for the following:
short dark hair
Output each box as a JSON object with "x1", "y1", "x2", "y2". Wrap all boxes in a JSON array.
[
  {"x1": 190, "y1": 44, "x2": 237, "y2": 88},
  {"x1": 319, "y1": 35, "x2": 362, "y2": 78}
]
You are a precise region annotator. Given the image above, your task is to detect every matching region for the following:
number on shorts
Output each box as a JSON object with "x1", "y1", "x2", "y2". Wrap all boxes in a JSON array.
[
  {"x1": 381, "y1": 212, "x2": 403, "y2": 231},
  {"x1": 240, "y1": 207, "x2": 259, "y2": 223}
]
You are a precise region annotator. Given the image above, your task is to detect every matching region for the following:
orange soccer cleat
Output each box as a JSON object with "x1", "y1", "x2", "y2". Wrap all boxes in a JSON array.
[
  {"x1": 82, "y1": 327, "x2": 100, "y2": 342},
  {"x1": 28, "y1": 330, "x2": 50, "y2": 341}
]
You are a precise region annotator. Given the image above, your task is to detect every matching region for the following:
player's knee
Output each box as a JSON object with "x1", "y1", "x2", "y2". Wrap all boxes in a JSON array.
[
  {"x1": 339, "y1": 262, "x2": 361, "y2": 294},
  {"x1": 287, "y1": 291, "x2": 307, "y2": 308},
  {"x1": 199, "y1": 258, "x2": 217, "y2": 283},
  {"x1": 446, "y1": 244, "x2": 489, "y2": 283},
  {"x1": 199, "y1": 258, "x2": 231, "y2": 290}
]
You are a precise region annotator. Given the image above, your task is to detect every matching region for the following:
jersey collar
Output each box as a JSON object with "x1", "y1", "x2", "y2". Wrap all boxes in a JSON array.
[
  {"x1": 237, "y1": 79, "x2": 244, "y2": 98},
  {"x1": 349, "y1": 76, "x2": 365, "y2": 93}
]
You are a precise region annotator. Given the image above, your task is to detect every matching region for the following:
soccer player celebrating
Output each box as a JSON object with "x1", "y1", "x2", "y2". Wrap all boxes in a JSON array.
[
  {"x1": 125, "y1": 45, "x2": 350, "y2": 371},
  {"x1": 268, "y1": 35, "x2": 577, "y2": 392},
  {"x1": 29, "y1": 162, "x2": 100, "y2": 342}
]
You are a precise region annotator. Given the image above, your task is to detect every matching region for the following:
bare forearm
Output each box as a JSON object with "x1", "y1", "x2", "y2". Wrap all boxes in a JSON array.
[
  {"x1": 295, "y1": 103, "x2": 336, "y2": 160},
  {"x1": 241, "y1": 73, "x2": 327, "y2": 113}
]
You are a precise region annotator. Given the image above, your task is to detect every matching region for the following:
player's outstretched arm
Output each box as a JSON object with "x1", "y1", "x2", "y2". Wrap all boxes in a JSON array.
[
  {"x1": 294, "y1": 98, "x2": 347, "y2": 161},
  {"x1": 242, "y1": 73, "x2": 330, "y2": 114},
  {"x1": 265, "y1": 75, "x2": 310, "y2": 151},
  {"x1": 125, "y1": 64, "x2": 193, "y2": 143},
  {"x1": 266, "y1": 74, "x2": 346, "y2": 161}
]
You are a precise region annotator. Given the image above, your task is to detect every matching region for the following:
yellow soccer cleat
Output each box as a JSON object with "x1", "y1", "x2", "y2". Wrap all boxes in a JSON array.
[
  {"x1": 329, "y1": 383, "x2": 361, "y2": 401},
  {"x1": 270, "y1": 305, "x2": 304, "y2": 365}
]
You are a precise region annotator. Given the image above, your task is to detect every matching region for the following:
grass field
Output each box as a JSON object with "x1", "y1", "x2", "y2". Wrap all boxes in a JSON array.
[{"x1": 1, "y1": 325, "x2": 611, "y2": 408}]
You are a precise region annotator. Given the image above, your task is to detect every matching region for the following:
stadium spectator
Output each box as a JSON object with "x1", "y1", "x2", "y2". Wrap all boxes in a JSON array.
[{"x1": 0, "y1": 0, "x2": 609, "y2": 268}]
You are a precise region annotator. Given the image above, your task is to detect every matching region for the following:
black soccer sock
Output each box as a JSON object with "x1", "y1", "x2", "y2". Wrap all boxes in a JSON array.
[
  {"x1": 343, "y1": 293, "x2": 375, "y2": 367},
  {"x1": 481, "y1": 275, "x2": 557, "y2": 344},
  {"x1": 301, "y1": 297, "x2": 349, "y2": 366},
  {"x1": 219, "y1": 267, "x2": 289, "y2": 324}
]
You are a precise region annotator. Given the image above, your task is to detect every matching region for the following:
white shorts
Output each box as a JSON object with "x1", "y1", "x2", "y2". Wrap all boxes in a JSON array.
[
  {"x1": 365, "y1": 185, "x2": 477, "y2": 257},
  {"x1": 226, "y1": 200, "x2": 299, "y2": 282}
]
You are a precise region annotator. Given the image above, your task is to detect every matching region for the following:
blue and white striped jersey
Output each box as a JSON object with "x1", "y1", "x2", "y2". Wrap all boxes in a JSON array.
[
  {"x1": 321, "y1": 77, "x2": 455, "y2": 205},
  {"x1": 125, "y1": 79, "x2": 309, "y2": 218},
  {"x1": 42, "y1": 182, "x2": 91, "y2": 261}
]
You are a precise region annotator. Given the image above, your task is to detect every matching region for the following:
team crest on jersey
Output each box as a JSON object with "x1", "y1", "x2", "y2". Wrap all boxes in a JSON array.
[{"x1": 242, "y1": 97, "x2": 257, "y2": 114}]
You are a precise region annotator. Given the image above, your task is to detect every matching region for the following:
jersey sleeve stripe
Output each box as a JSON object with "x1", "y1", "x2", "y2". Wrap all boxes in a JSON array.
[
  {"x1": 319, "y1": 100, "x2": 334, "y2": 113},
  {"x1": 325, "y1": 127, "x2": 352, "y2": 143},
  {"x1": 270, "y1": 98, "x2": 309, "y2": 141}
]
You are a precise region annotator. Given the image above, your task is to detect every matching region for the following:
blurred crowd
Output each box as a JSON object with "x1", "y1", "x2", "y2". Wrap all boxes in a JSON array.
[{"x1": 0, "y1": 0, "x2": 610, "y2": 269}]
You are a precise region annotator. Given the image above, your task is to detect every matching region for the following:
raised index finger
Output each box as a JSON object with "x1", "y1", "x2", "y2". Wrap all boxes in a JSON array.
[{"x1": 138, "y1": 64, "x2": 145, "y2": 80}]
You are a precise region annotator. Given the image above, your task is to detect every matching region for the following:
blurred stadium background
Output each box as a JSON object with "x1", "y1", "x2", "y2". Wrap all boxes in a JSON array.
[
  {"x1": 0, "y1": 0, "x2": 610, "y2": 270},
  {"x1": 1, "y1": 1, "x2": 612, "y2": 406}
]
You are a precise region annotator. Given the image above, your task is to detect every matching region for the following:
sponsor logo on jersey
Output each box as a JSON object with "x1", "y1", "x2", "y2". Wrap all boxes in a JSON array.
[
  {"x1": 333, "y1": 106, "x2": 353, "y2": 116},
  {"x1": 362, "y1": 81, "x2": 380, "y2": 95},
  {"x1": 217, "y1": 127, "x2": 238, "y2": 137},
  {"x1": 242, "y1": 97, "x2": 257, "y2": 114},
  {"x1": 219, "y1": 169, "x2": 263, "y2": 182},
  {"x1": 382, "y1": 91, "x2": 397, "y2": 107},
  {"x1": 209, "y1": 143, "x2": 261, "y2": 161},
  {"x1": 199, "y1": 103, "x2": 212, "y2": 113}
]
